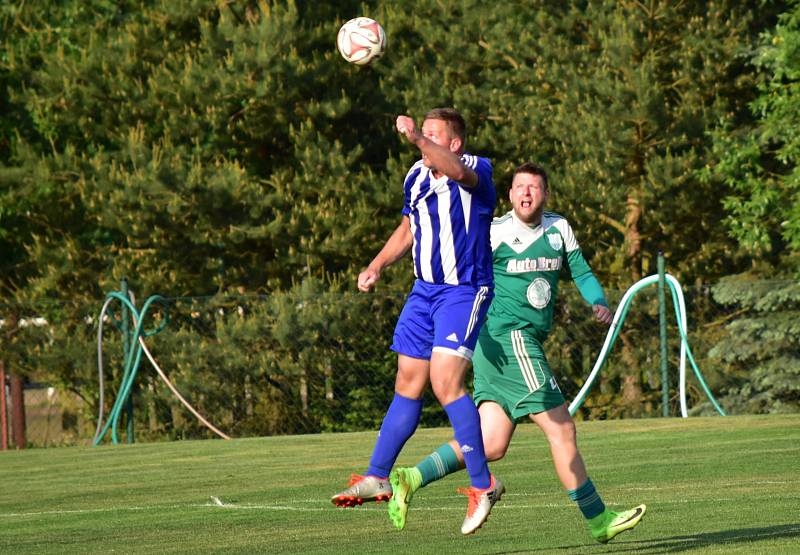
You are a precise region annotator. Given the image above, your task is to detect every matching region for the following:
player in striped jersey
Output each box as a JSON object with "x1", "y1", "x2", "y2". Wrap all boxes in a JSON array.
[
  {"x1": 332, "y1": 108, "x2": 503, "y2": 535},
  {"x1": 387, "y1": 163, "x2": 646, "y2": 543}
]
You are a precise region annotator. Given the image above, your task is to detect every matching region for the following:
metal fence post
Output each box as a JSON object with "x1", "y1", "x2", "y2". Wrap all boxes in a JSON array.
[
  {"x1": 10, "y1": 372, "x2": 26, "y2": 448},
  {"x1": 1, "y1": 361, "x2": 7, "y2": 450},
  {"x1": 658, "y1": 252, "x2": 669, "y2": 417}
]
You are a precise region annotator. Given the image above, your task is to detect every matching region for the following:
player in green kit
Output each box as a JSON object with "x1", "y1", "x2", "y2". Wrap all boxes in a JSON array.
[{"x1": 387, "y1": 163, "x2": 646, "y2": 543}]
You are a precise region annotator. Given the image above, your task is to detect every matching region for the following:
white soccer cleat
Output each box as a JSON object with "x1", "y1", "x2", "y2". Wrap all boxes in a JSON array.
[
  {"x1": 458, "y1": 475, "x2": 505, "y2": 534},
  {"x1": 331, "y1": 474, "x2": 392, "y2": 507}
]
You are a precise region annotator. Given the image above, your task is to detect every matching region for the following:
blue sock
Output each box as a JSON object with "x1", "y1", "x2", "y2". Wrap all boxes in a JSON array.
[
  {"x1": 444, "y1": 395, "x2": 491, "y2": 489},
  {"x1": 568, "y1": 478, "x2": 606, "y2": 519},
  {"x1": 366, "y1": 393, "x2": 422, "y2": 478}
]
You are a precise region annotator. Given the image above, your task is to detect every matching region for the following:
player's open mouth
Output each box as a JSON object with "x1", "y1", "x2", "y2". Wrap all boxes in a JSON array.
[{"x1": 521, "y1": 201, "x2": 532, "y2": 207}]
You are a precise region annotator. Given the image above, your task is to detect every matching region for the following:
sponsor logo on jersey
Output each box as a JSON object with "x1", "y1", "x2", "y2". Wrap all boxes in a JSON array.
[
  {"x1": 547, "y1": 233, "x2": 563, "y2": 251},
  {"x1": 512, "y1": 237, "x2": 522, "y2": 245},
  {"x1": 526, "y1": 278, "x2": 552, "y2": 309},
  {"x1": 506, "y1": 257, "x2": 562, "y2": 273},
  {"x1": 446, "y1": 332, "x2": 459, "y2": 342}
]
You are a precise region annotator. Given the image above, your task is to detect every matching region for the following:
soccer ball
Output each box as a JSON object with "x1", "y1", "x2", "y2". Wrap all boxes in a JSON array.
[{"x1": 336, "y1": 17, "x2": 386, "y2": 66}]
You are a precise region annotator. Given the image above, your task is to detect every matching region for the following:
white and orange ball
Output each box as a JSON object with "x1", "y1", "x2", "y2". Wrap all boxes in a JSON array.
[{"x1": 336, "y1": 17, "x2": 387, "y2": 66}]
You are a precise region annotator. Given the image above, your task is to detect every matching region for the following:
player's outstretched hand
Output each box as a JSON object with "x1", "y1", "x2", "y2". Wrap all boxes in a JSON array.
[
  {"x1": 593, "y1": 304, "x2": 613, "y2": 325},
  {"x1": 358, "y1": 267, "x2": 381, "y2": 292},
  {"x1": 396, "y1": 115, "x2": 420, "y2": 143}
]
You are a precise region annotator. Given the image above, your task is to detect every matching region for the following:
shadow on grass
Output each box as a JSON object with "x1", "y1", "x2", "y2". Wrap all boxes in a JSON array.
[
  {"x1": 621, "y1": 524, "x2": 800, "y2": 553},
  {"x1": 492, "y1": 524, "x2": 800, "y2": 554}
]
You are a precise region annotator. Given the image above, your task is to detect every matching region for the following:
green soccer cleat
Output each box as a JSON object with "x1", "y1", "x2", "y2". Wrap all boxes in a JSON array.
[
  {"x1": 387, "y1": 467, "x2": 422, "y2": 530},
  {"x1": 589, "y1": 504, "x2": 647, "y2": 543}
]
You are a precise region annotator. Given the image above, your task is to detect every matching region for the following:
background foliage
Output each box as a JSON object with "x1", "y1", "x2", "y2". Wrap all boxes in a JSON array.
[{"x1": 1, "y1": 1, "x2": 798, "y2": 441}]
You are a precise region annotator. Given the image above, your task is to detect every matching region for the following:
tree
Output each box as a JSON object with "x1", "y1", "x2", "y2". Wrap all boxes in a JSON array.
[
  {"x1": 1, "y1": 1, "x2": 795, "y2": 433},
  {"x1": 0, "y1": 1, "x2": 406, "y2": 433},
  {"x1": 709, "y1": 277, "x2": 800, "y2": 413},
  {"x1": 704, "y1": 2, "x2": 800, "y2": 268},
  {"x1": 454, "y1": 0, "x2": 783, "y2": 412},
  {"x1": 701, "y1": 3, "x2": 800, "y2": 415}
]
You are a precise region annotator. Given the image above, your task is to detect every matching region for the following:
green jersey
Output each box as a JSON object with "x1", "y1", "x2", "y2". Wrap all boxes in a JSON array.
[{"x1": 485, "y1": 210, "x2": 606, "y2": 341}]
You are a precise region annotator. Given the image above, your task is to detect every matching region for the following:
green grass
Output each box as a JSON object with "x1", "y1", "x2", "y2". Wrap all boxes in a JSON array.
[{"x1": 1, "y1": 414, "x2": 799, "y2": 554}]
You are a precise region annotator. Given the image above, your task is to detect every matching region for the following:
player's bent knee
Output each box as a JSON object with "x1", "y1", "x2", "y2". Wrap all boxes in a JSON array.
[
  {"x1": 430, "y1": 379, "x2": 466, "y2": 406},
  {"x1": 395, "y1": 365, "x2": 429, "y2": 398},
  {"x1": 484, "y1": 442, "x2": 508, "y2": 461}
]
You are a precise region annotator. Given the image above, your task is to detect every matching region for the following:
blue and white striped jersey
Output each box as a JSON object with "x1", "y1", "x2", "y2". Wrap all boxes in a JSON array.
[{"x1": 401, "y1": 154, "x2": 496, "y2": 286}]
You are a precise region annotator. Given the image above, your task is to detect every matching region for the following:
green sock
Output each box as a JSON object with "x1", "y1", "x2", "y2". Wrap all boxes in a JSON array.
[
  {"x1": 416, "y1": 443, "x2": 462, "y2": 487},
  {"x1": 567, "y1": 478, "x2": 606, "y2": 520}
]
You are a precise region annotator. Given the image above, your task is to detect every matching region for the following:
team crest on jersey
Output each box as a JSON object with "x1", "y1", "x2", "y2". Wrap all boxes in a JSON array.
[
  {"x1": 547, "y1": 233, "x2": 563, "y2": 251},
  {"x1": 526, "y1": 278, "x2": 551, "y2": 309}
]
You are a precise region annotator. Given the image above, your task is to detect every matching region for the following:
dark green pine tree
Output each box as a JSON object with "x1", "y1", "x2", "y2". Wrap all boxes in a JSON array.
[
  {"x1": 1, "y1": 0, "x2": 795, "y2": 432},
  {"x1": 709, "y1": 278, "x2": 800, "y2": 413},
  {"x1": 373, "y1": 0, "x2": 784, "y2": 415},
  {"x1": 703, "y1": 3, "x2": 800, "y2": 415},
  {"x1": 0, "y1": 1, "x2": 405, "y2": 434}
]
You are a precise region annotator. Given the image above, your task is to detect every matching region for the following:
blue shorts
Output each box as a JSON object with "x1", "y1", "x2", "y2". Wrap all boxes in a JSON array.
[{"x1": 391, "y1": 280, "x2": 493, "y2": 360}]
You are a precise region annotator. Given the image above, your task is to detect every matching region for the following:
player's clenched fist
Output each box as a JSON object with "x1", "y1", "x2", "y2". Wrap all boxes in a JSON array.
[
  {"x1": 358, "y1": 267, "x2": 380, "y2": 292},
  {"x1": 592, "y1": 304, "x2": 613, "y2": 325},
  {"x1": 396, "y1": 115, "x2": 419, "y2": 142}
]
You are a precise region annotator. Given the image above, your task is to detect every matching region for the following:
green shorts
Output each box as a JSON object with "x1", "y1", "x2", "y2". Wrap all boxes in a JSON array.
[{"x1": 472, "y1": 327, "x2": 565, "y2": 422}]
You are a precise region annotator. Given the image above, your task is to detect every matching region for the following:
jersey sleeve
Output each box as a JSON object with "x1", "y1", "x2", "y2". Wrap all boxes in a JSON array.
[
  {"x1": 560, "y1": 218, "x2": 608, "y2": 307},
  {"x1": 401, "y1": 163, "x2": 422, "y2": 216},
  {"x1": 489, "y1": 214, "x2": 511, "y2": 251},
  {"x1": 462, "y1": 154, "x2": 495, "y2": 195},
  {"x1": 555, "y1": 217, "x2": 580, "y2": 253},
  {"x1": 572, "y1": 265, "x2": 609, "y2": 307}
]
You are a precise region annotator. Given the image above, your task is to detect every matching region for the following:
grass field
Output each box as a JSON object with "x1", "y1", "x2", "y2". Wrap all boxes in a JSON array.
[{"x1": 1, "y1": 414, "x2": 799, "y2": 554}]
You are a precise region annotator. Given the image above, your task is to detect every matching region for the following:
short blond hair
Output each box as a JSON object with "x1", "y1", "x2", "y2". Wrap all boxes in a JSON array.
[{"x1": 424, "y1": 108, "x2": 466, "y2": 141}]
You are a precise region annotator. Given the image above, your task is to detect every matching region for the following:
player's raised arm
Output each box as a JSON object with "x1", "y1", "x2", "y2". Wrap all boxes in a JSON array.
[
  {"x1": 396, "y1": 114, "x2": 479, "y2": 188},
  {"x1": 357, "y1": 216, "x2": 413, "y2": 292}
]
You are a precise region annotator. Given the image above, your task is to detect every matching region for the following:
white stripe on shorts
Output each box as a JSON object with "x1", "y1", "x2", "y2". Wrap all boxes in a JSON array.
[
  {"x1": 511, "y1": 330, "x2": 541, "y2": 392},
  {"x1": 465, "y1": 286, "x2": 489, "y2": 340}
]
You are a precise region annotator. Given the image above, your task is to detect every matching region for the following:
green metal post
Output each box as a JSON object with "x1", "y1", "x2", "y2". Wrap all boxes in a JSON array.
[
  {"x1": 657, "y1": 253, "x2": 669, "y2": 416},
  {"x1": 121, "y1": 278, "x2": 134, "y2": 443}
]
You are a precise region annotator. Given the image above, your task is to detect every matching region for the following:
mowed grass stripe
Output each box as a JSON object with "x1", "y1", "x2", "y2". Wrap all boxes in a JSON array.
[{"x1": 1, "y1": 414, "x2": 798, "y2": 554}]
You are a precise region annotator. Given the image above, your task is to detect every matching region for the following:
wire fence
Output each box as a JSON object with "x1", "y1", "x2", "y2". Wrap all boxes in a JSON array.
[
  {"x1": 1, "y1": 384, "x2": 86, "y2": 448},
  {"x1": 1, "y1": 278, "x2": 797, "y2": 448}
]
